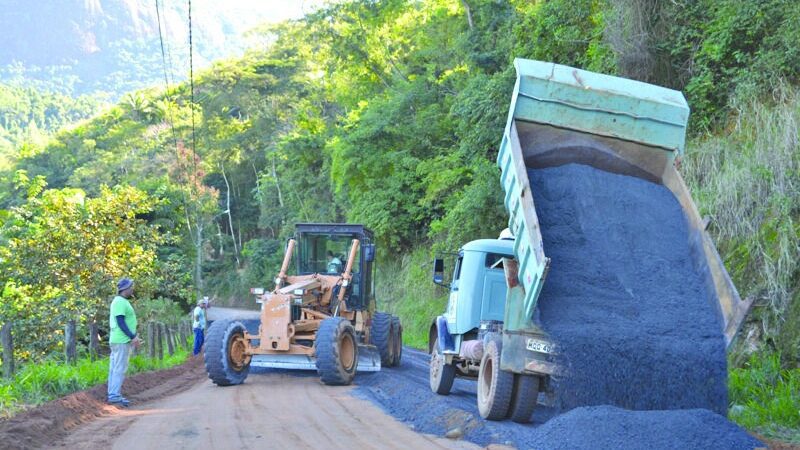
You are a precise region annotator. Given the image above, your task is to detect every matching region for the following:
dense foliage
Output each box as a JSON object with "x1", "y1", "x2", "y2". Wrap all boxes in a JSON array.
[
  {"x1": 0, "y1": 0, "x2": 797, "y2": 404},
  {"x1": 0, "y1": 85, "x2": 101, "y2": 174}
]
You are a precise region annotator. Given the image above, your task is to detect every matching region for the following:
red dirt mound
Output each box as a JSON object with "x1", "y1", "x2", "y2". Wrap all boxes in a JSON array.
[{"x1": 0, "y1": 356, "x2": 204, "y2": 450}]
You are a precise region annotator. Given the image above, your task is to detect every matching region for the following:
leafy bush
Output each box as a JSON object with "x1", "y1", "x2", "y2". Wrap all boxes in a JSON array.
[{"x1": 729, "y1": 352, "x2": 800, "y2": 442}]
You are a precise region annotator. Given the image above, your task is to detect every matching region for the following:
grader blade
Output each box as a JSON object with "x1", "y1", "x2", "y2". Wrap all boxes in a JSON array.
[
  {"x1": 251, "y1": 354, "x2": 317, "y2": 371},
  {"x1": 356, "y1": 344, "x2": 382, "y2": 372},
  {"x1": 249, "y1": 346, "x2": 382, "y2": 372}
]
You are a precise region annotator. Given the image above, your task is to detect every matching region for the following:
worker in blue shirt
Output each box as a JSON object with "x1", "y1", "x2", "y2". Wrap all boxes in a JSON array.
[{"x1": 192, "y1": 297, "x2": 209, "y2": 355}]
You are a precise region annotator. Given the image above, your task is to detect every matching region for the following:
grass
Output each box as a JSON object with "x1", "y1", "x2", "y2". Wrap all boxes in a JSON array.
[
  {"x1": 377, "y1": 247, "x2": 448, "y2": 349},
  {"x1": 729, "y1": 352, "x2": 800, "y2": 443},
  {"x1": 682, "y1": 84, "x2": 800, "y2": 357},
  {"x1": 0, "y1": 347, "x2": 190, "y2": 418}
]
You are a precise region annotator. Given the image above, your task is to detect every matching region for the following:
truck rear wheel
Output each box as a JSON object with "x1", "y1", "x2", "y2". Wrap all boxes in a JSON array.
[
  {"x1": 390, "y1": 315, "x2": 402, "y2": 367},
  {"x1": 204, "y1": 319, "x2": 251, "y2": 386},
  {"x1": 429, "y1": 338, "x2": 455, "y2": 395},
  {"x1": 477, "y1": 340, "x2": 514, "y2": 420},
  {"x1": 508, "y1": 374, "x2": 541, "y2": 423},
  {"x1": 371, "y1": 312, "x2": 394, "y2": 366},
  {"x1": 316, "y1": 317, "x2": 358, "y2": 385}
]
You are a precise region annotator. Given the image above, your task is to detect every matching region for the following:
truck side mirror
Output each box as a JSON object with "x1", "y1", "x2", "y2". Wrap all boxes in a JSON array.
[
  {"x1": 432, "y1": 258, "x2": 445, "y2": 286},
  {"x1": 364, "y1": 244, "x2": 376, "y2": 262}
]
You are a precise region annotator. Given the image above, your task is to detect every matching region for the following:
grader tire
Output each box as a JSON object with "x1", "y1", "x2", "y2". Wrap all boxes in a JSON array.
[
  {"x1": 477, "y1": 340, "x2": 514, "y2": 420},
  {"x1": 508, "y1": 374, "x2": 541, "y2": 423},
  {"x1": 371, "y1": 312, "x2": 394, "y2": 366},
  {"x1": 204, "y1": 319, "x2": 251, "y2": 386},
  {"x1": 316, "y1": 318, "x2": 358, "y2": 386},
  {"x1": 390, "y1": 315, "x2": 403, "y2": 367}
]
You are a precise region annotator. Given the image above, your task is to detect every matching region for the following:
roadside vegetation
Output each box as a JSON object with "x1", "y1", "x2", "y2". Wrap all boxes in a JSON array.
[
  {"x1": 729, "y1": 353, "x2": 800, "y2": 443},
  {"x1": 0, "y1": 348, "x2": 190, "y2": 418},
  {"x1": 0, "y1": 0, "x2": 797, "y2": 439}
]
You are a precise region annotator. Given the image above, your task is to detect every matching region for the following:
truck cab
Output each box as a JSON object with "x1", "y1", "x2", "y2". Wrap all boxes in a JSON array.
[
  {"x1": 429, "y1": 236, "x2": 556, "y2": 423},
  {"x1": 432, "y1": 239, "x2": 513, "y2": 353}
]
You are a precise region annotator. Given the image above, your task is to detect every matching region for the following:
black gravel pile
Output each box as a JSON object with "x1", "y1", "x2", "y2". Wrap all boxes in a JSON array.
[
  {"x1": 529, "y1": 163, "x2": 728, "y2": 413},
  {"x1": 530, "y1": 405, "x2": 762, "y2": 450},
  {"x1": 353, "y1": 349, "x2": 762, "y2": 449}
]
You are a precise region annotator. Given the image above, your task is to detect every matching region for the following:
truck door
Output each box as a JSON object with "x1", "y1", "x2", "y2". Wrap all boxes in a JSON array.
[
  {"x1": 445, "y1": 255, "x2": 463, "y2": 320},
  {"x1": 481, "y1": 253, "x2": 508, "y2": 322}
]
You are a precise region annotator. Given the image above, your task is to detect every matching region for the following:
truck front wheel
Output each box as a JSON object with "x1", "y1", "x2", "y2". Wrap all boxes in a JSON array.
[
  {"x1": 477, "y1": 340, "x2": 514, "y2": 420},
  {"x1": 429, "y1": 338, "x2": 455, "y2": 395}
]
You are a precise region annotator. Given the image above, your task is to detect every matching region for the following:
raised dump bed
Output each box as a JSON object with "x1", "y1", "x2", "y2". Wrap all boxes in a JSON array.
[{"x1": 496, "y1": 58, "x2": 752, "y2": 348}]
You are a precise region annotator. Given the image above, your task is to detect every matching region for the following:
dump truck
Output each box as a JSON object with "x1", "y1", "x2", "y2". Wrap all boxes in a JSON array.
[
  {"x1": 205, "y1": 223, "x2": 402, "y2": 386},
  {"x1": 428, "y1": 59, "x2": 753, "y2": 422}
]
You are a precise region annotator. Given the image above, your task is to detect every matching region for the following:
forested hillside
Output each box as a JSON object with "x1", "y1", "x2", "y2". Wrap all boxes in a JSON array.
[
  {"x1": 1, "y1": 0, "x2": 798, "y2": 375},
  {"x1": 0, "y1": 0, "x2": 310, "y2": 97}
]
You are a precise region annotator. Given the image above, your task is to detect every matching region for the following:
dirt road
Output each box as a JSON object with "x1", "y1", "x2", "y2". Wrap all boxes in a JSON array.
[{"x1": 51, "y1": 366, "x2": 478, "y2": 450}]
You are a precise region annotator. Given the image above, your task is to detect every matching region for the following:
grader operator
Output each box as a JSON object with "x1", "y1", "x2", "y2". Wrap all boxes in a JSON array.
[{"x1": 204, "y1": 223, "x2": 402, "y2": 386}]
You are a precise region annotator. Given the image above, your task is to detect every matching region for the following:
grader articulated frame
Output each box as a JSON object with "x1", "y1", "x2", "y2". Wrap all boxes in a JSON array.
[{"x1": 204, "y1": 223, "x2": 402, "y2": 386}]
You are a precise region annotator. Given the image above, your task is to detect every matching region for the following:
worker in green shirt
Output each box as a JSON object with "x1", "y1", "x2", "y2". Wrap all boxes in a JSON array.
[{"x1": 107, "y1": 278, "x2": 141, "y2": 407}]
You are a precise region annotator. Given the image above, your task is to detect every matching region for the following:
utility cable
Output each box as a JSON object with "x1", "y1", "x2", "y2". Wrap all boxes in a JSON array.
[
  {"x1": 154, "y1": 0, "x2": 181, "y2": 164},
  {"x1": 188, "y1": 0, "x2": 198, "y2": 195}
]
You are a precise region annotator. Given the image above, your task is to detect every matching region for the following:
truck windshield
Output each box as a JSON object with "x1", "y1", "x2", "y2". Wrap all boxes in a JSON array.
[{"x1": 297, "y1": 233, "x2": 360, "y2": 275}]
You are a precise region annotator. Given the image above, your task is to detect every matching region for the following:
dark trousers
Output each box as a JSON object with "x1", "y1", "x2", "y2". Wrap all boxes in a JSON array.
[{"x1": 193, "y1": 327, "x2": 205, "y2": 355}]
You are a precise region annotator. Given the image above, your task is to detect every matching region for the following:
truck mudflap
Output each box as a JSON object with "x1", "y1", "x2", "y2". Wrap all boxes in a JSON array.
[{"x1": 500, "y1": 331, "x2": 559, "y2": 376}]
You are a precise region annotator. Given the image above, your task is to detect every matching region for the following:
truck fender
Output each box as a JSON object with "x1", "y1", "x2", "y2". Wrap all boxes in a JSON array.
[{"x1": 434, "y1": 316, "x2": 455, "y2": 353}]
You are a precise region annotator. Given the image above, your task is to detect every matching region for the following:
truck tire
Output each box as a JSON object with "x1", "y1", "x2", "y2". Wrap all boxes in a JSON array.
[
  {"x1": 204, "y1": 319, "x2": 251, "y2": 386},
  {"x1": 429, "y1": 337, "x2": 456, "y2": 395},
  {"x1": 316, "y1": 317, "x2": 358, "y2": 385},
  {"x1": 391, "y1": 315, "x2": 403, "y2": 367},
  {"x1": 477, "y1": 340, "x2": 514, "y2": 420},
  {"x1": 508, "y1": 374, "x2": 541, "y2": 423},
  {"x1": 371, "y1": 312, "x2": 394, "y2": 366}
]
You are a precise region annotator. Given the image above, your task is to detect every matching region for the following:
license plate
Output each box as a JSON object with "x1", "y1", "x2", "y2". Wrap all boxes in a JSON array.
[{"x1": 526, "y1": 338, "x2": 552, "y2": 354}]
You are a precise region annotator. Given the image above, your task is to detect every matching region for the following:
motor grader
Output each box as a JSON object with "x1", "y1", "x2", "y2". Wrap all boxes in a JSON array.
[{"x1": 204, "y1": 223, "x2": 402, "y2": 386}]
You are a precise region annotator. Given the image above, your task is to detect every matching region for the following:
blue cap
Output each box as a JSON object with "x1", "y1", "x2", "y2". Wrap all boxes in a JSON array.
[{"x1": 117, "y1": 278, "x2": 134, "y2": 293}]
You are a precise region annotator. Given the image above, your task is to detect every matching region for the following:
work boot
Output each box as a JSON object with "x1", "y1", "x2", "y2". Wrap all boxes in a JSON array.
[{"x1": 107, "y1": 397, "x2": 131, "y2": 407}]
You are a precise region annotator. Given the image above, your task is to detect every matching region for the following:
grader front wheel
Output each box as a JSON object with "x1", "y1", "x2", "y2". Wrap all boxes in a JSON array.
[
  {"x1": 204, "y1": 319, "x2": 251, "y2": 386},
  {"x1": 316, "y1": 317, "x2": 358, "y2": 385}
]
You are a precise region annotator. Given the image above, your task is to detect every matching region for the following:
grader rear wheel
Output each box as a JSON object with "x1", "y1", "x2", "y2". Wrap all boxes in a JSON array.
[
  {"x1": 204, "y1": 319, "x2": 251, "y2": 386},
  {"x1": 371, "y1": 312, "x2": 394, "y2": 366},
  {"x1": 390, "y1": 315, "x2": 402, "y2": 367},
  {"x1": 316, "y1": 317, "x2": 358, "y2": 386}
]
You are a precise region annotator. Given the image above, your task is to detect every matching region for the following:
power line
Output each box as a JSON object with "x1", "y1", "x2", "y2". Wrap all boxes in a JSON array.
[
  {"x1": 188, "y1": 0, "x2": 198, "y2": 195},
  {"x1": 154, "y1": 0, "x2": 180, "y2": 163}
]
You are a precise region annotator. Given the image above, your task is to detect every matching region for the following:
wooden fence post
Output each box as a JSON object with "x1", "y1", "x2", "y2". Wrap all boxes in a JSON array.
[
  {"x1": 147, "y1": 322, "x2": 156, "y2": 358},
  {"x1": 180, "y1": 321, "x2": 190, "y2": 349},
  {"x1": 155, "y1": 323, "x2": 164, "y2": 360},
  {"x1": 164, "y1": 324, "x2": 175, "y2": 356},
  {"x1": 65, "y1": 320, "x2": 77, "y2": 364},
  {"x1": 88, "y1": 321, "x2": 100, "y2": 361},
  {"x1": 1, "y1": 322, "x2": 13, "y2": 378}
]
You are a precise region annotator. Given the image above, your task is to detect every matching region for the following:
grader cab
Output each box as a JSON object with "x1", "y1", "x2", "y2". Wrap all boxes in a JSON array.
[{"x1": 204, "y1": 223, "x2": 402, "y2": 386}]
